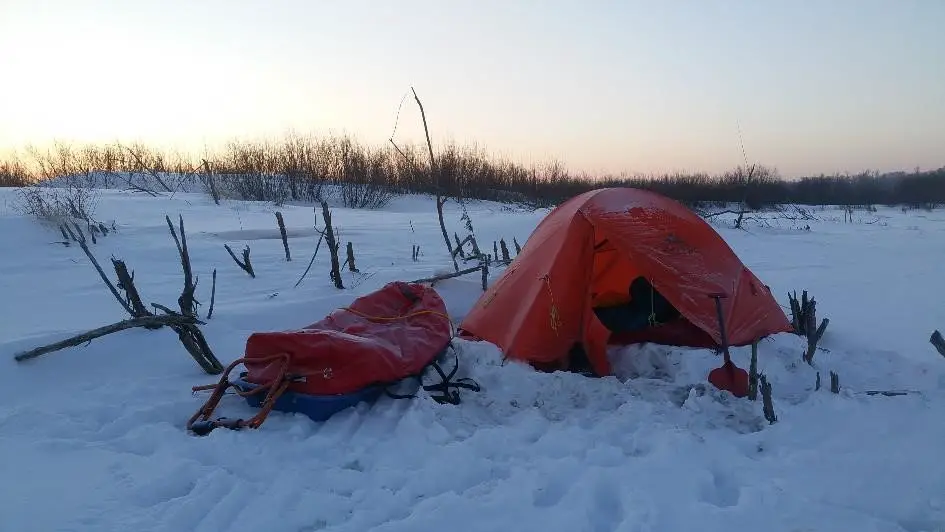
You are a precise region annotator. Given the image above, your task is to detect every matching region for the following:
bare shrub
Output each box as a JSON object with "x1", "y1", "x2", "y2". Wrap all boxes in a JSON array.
[
  {"x1": 0, "y1": 156, "x2": 32, "y2": 187},
  {"x1": 16, "y1": 184, "x2": 99, "y2": 226},
  {"x1": 338, "y1": 145, "x2": 396, "y2": 209}
]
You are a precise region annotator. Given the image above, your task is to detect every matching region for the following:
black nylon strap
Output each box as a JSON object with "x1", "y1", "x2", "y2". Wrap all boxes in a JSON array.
[{"x1": 383, "y1": 342, "x2": 481, "y2": 404}]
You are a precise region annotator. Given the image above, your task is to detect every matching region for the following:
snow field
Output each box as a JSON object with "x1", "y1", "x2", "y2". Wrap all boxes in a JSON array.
[{"x1": 1, "y1": 186, "x2": 945, "y2": 531}]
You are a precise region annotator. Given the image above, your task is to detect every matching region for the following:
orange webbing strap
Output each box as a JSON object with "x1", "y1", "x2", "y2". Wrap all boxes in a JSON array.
[
  {"x1": 339, "y1": 307, "x2": 455, "y2": 333},
  {"x1": 186, "y1": 352, "x2": 291, "y2": 436}
]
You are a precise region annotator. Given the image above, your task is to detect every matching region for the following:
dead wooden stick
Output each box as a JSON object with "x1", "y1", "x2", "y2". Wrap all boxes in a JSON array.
[
  {"x1": 165, "y1": 215, "x2": 199, "y2": 315},
  {"x1": 931, "y1": 330, "x2": 945, "y2": 358},
  {"x1": 804, "y1": 318, "x2": 829, "y2": 364},
  {"x1": 346, "y1": 242, "x2": 358, "y2": 272},
  {"x1": 499, "y1": 239, "x2": 511, "y2": 263},
  {"x1": 789, "y1": 290, "x2": 829, "y2": 364},
  {"x1": 410, "y1": 86, "x2": 457, "y2": 273},
  {"x1": 452, "y1": 234, "x2": 473, "y2": 259},
  {"x1": 275, "y1": 211, "x2": 291, "y2": 261},
  {"x1": 151, "y1": 304, "x2": 223, "y2": 374},
  {"x1": 62, "y1": 223, "x2": 134, "y2": 316},
  {"x1": 830, "y1": 371, "x2": 840, "y2": 394},
  {"x1": 760, "y1": 374, "x2": 776, "y2": 424},
  {"x1": 748, "y1": 340, "x2": 759, "y2": 401},
  {"x1": 13, "y1": 314, "x2": 202, "y2": 362},
  {"x1": 321, "y1": 201, "x2": 344, "y2": 289},
  {"x1": 224, "y1": 244, "x2": 255, "y2": 278},
  {"x1": 207, "y1": 268, "x2": 217, "y2": 319},
  {"x1": 411, "y1": 265, "x2": 483, "y2": 285},
  {"x1": 453, "y1": 233, "x2": 467, "y2": 259},
  {"x1": 111, "y1": 258, "x2": 155, "y2": 324},
  {"x1": 202, "y1": 159, "x2": 220, "y2": 205}
]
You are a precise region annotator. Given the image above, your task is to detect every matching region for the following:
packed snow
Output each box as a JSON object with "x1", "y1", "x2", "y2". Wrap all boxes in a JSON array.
[{"x1": 2, "y1": 183, "x2": 945, "y2": 532}]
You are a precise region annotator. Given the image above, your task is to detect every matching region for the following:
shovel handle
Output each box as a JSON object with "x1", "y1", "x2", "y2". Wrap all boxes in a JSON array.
[{"x1": 709, "y1": 293, "x2": 732, "y2": 366}]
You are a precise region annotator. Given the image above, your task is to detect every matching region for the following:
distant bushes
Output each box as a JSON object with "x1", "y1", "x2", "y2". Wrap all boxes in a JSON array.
[
  {"x1": 0, "y1": 159, "x2": 31, "y2": 187},
  {"x1": 2, "y1": 135, "x2": 943, "y2": 210}
]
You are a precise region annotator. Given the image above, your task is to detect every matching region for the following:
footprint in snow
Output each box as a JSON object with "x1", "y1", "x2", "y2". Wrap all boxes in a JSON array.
[
  {"x1": 698, "y1": 467, "x2": 741, "y2": 508},
  {"x1": 589, "y1": 475, "x2": 625, "y2": 532}
]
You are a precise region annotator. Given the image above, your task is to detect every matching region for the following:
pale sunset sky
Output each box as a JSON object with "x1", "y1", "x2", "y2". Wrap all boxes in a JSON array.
[{"x1": 1, "y1": 0, "x2": 942, "y2": 178}]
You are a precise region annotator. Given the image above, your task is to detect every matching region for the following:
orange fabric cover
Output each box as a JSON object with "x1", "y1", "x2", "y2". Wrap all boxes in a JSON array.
[{"x1": 458, "y1": 188, "x2": 793, "y2": 376}]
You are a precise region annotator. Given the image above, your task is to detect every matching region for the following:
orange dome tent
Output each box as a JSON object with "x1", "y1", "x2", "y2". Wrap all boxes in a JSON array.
[{"x1": 458, "y1": 188, "x2": 793, "y2": 377}]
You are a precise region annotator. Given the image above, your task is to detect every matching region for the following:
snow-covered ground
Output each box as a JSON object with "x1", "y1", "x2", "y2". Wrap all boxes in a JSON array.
[{"x1": 2, "y1": 184, "x2": 945, "y2": 532}]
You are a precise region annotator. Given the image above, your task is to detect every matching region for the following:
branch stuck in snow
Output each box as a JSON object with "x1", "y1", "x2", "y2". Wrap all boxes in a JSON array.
[
  {"x1": 276, "y1": 211, "x2": 291, "y2": 261},
  {"x1": 412, "y1": 265, "x2": 484, "y2": 285},
  {"x1": 931, "y1": 330, "x2": 945, "y2": 359},
  {"x1": 13, "y1": 314, "x2": 202, "y2": 362},
  {"x1": 224, "y1": 243, "x2": 255, "y2": 278}
]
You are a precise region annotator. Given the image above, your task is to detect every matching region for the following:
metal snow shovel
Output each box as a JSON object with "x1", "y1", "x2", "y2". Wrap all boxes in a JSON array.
[{"x1": 707, "y1": 293, "x2": 749, "y2": 398}]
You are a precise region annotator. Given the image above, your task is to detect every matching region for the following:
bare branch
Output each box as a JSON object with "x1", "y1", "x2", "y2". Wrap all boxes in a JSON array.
[
  {"x1": 411, "y1": 265, "x2": 484, "y2": 285},
  {"x1": 124, "y1": 145, "x2": 173, "y2": 192},
  {"x1": 224, "y1": 244, "x2": 255, "y2": 278},
  {"x1": 207, "y1": 269, "x2": 217, "y2": 319},
  {"x1": 294, "y1": 230, "x2": 326, "y2": 288},
  {"x1": 63, "y1": 223, "x2": 135, "y2": 316},
  {"x1": 931, "y1": 330, "x2": 945, "y2": 359},
  {"x1": 321, "y1": 200, "x2": 344, "y2": 289},
  {"x1": 13, "y1": 314, "x2": 201, "y2": 362}
]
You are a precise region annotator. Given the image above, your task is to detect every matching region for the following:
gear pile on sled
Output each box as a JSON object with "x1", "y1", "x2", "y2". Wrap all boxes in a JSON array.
[{"x1": 187, "y1": 281, "x2": 479, "y2": 435}]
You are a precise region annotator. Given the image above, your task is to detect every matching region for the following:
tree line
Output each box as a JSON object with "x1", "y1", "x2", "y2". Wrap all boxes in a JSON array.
[{"x1": 1, "y1": 137, "x2": 942, "y2": 209}]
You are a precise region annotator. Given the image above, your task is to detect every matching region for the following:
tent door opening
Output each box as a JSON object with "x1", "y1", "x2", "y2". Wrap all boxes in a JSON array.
[
  {"x1": 592, "y1": 276, "x2": 680, "y2": 333},
  {"x1": 588, "y1": 239, "x2": 680, "y2": 335}
]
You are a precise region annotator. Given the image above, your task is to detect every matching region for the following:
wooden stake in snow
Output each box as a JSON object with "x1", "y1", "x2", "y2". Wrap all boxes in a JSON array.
[
  {"x1": 748, "y1": 340, "x2": 759, "y2": 401},
  {"x1": 930, "y1": 330, "x2": 945, "y2": 358},
  {"x1": 346, "y1": 242, "x2": 359, "y2": 272},
  {"x1": 788, "y1": 290, "x2": 829, "y2": 364},
  {"x1": 500, "y1": 239, "x2": 511, "y2": 263},
  {"x1": 760, "y1": 374, "x2": 777, "y2": 424},
  {"x1": 513, "y1": 237, "x2": 522, "y2": 255},
  {"x1": 275, "y1": 211, "x2": 291, "y2": 261},
  {"x1": 830, "y1": 371, "x2": 840, "y2": 394},
  {"x1": 207, "y1": 268, "x2": 217, "y2": 320},
  {"x1": 321, "y1": 200, "x2": 344, "y2": 289}
]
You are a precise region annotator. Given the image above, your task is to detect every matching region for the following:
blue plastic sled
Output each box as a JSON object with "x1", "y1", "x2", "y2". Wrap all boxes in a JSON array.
[{"x1": 231, "y1": 377, "x2": 385, "y2": 422}]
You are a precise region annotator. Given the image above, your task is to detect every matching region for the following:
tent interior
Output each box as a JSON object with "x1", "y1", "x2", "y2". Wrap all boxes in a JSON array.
[
  {"x1": 565, "y1": 234, "x2": 689, "y2": 374},
  {"x1": 589, "y1": 234, "x2": 682, "y2": 327}
]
